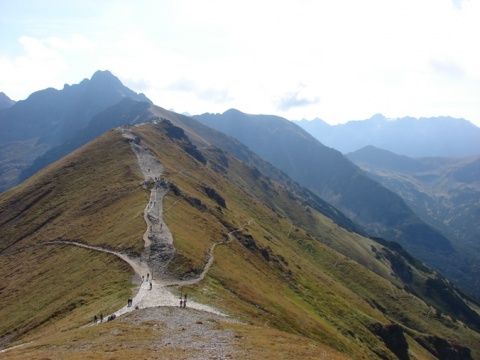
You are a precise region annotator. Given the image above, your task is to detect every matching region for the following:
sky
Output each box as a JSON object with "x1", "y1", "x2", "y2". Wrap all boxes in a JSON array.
[{"x1": 1, "y1": 0, "x2": 480, "y2": 126}]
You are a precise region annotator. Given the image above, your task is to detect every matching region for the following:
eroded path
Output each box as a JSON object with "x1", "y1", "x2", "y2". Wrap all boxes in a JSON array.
[{"x1": 48, "y1": 127, "x2": 227, "y2": 319}]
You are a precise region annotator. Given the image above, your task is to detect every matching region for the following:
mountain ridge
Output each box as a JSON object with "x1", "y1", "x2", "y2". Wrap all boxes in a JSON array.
[
  {"x1": 193, "y1": 109, "x2": 454, "y2": 257},
  {"x1": 294, "y1": 114, "x2": 480, "y2": 157},
  {"x1": 1, "y1": 71, "x2": 479, "y2": 357},
  {"x1": 1, "y1": 120, "x2": 479, "y2": 358}
]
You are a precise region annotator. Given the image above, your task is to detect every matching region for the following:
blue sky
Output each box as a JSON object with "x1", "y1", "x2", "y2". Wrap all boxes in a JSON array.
[{"x1": 1, "y1": 0, "x2": 480, "y2": 126}]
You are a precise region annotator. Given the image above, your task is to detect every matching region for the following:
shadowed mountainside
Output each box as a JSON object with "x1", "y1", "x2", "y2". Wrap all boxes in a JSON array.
[
  {"x1": 0, "y1": 70, "x2": 150, "y2": 192},
  {"x1": 193, "y1": 110, "x2": 455, "y2": 269},
  {"x1": 348, "y1": 145, "x2": 480, "y2": 298}
]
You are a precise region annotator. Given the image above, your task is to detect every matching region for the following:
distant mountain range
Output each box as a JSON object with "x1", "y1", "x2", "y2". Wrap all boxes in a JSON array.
[
  {"x1": 347, "y1": 146, "x2": 480, "y2": 296},
  {"x1": 294, "y1": 114, "x2": 480, "y2": 157}
]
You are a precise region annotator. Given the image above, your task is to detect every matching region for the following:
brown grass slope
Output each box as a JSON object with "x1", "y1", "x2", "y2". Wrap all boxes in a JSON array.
[
  {"x1": 1, "y1": 121, "x2": 479, "y2": 359},
  {"x1": 0, "y1": 132, "x2": 146, "y2": 345}
]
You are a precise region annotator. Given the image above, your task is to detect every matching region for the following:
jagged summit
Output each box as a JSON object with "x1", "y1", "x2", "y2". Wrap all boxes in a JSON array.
[
  {"x1": 91, "y1": 69, "x2": 117, "y2": 81},
  {"x1": 0, "y1": 70, "x2": 152, "y2": 192},
  {"x1": 85, "y1": 70, "x2": 151, "y2": 103}
]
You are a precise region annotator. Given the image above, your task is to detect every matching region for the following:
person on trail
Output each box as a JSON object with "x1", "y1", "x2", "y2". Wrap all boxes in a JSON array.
[
  {"x1": 100, "y1": 313, "x2": 103, "y2": 323},
  {"x1": 94, "y1": 315, "x2": 97, "y2": 324},
  {"x1": 149, "y1": 282, "x2": 152, "y2": 290},
  {"x1": 180, "y1": 299, "x2": 183, "y2": 308},
  {"x1": 147, "y1": 273, "x2": 149, "y2": 281}
]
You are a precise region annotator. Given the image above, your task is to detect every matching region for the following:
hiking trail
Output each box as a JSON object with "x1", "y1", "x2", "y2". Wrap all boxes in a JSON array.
[{"x1": 47, "y1": 127, "x2": 236, "y2": 320}]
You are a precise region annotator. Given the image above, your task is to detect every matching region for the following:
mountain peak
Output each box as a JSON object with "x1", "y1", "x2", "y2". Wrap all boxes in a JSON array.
[
  {"x1": 91, "y1": 69, "x2": 114, "y2": 80},
  {"x1": 369, "y1": 113, "x2": 387, "y2": 121},
  {"x1": 224, "y1": 108, "x2": 244, "y2": 116},
  {"x1": 87, "y1": 70, "x2": 152, "y2": 105},
  {"x1": 89, "y1": 70, "x2": 123, "y2": 86}
]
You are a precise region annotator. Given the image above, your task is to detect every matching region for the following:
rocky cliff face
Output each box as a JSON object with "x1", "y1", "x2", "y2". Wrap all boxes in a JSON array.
[
  {"x1": 371, "y1": 323, "x2": 409, "y2": 360},
  {"x1": 415, "y1": 335, "x2": 472, "y2": 360}
]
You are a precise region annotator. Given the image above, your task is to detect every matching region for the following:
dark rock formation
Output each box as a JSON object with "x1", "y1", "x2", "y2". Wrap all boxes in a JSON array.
[{"x1": 371, "y1": 322, "x2": 409, "y2": 360}]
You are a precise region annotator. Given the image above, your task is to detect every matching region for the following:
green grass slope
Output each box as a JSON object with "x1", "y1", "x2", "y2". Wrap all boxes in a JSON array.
[{"x1": 1, "y1": 122, "x2": 479, "y2": 359}]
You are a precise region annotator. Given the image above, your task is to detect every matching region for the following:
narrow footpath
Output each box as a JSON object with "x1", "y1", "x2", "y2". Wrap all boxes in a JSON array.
[{"x1": 49, "y1": 127, "x2": 227, "y2": 319}]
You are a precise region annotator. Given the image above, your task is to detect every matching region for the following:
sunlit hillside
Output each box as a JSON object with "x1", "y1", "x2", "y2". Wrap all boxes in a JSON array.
[{"x1": 1, "y1": 120, "x2": 479, "y2": 359}]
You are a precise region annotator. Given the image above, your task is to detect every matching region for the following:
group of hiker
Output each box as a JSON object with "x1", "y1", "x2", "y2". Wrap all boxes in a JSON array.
[
  {"x1": 93, "y1": 312, "x2": 117, "y2": 324},
  {"x1": 93, "y1": 313, "x2": 103, "y2": 324},
  {"x1": 93, "y1": 272, "x2": 191, "y2": 325},
  {"x1": 180, "y1": 293, "x2": 188, "y2": 308},
  {"x1": 142, "y1": 273, "x2": 153, "y2": 290}
]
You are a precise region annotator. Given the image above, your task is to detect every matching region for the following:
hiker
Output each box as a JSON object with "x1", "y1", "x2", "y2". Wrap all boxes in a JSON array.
[
  {"x1": 184, "y1": 294, "x2": 188, "y2": 308},
  {"x1": 180, "y1": 299, "x2": 183, "y2": 308},
  {"x1": 147, "y1": 273, "x2": 149, "y2": 281},
  {"x1": 100, "y1": 313, "x2": 103, "y2": 323},
  {"x1": 149, "y1": 282, "x2": 152, "y2": 290},
  {"x1": 94, "y1": 315, "x2": 97, "y2": 324}
]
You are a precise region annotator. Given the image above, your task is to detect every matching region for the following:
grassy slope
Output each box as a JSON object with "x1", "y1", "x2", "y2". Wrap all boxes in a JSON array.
[
  {"x1": 134, "y1": 123, "x2": 480, "y2": 358},
  {"x1": 0, "y1": 130, "x2": 146, "y2": 344},
  {"x1": 1, "y1": 123, "x2": 479, "y2": 359}
]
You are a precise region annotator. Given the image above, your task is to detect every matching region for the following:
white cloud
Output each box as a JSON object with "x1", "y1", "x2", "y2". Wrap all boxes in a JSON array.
[
  {"x1": 0, "y1": 36, "x2": 68, "y2": 100},
  {"x1": 1, "y1": 0, "x2": 479, "y2": 126}
]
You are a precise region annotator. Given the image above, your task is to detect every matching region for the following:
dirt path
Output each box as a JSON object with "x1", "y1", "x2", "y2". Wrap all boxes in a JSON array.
[{"x1": 47, "y1": 127, "x2": 234, "y2": 320}]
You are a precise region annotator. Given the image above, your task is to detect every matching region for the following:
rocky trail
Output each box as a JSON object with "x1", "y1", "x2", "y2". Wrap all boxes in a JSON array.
[{"x1": 48, "y1": 127, "x2": 232, "y2": 318}]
